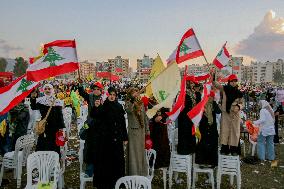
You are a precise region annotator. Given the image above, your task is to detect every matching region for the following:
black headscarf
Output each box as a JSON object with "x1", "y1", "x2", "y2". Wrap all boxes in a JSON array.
[{"x1": 223, "y1": 84, "x2": 243, "y2": 113}]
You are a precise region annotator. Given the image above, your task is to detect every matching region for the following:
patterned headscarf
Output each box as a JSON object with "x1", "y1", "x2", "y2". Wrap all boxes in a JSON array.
[{"x1": 37, "y1": 84, "x2": 63, "y2": 106}]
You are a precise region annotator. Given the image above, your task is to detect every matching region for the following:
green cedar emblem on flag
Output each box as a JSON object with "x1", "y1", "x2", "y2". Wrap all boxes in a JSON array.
[
  {"x1": 158, "y1": 90, "x2": 169, "y2": 101},
  {"x1": 180, "y1": 42, "x2": 191, "y2": 55},
  {"x1": 217, "y1": 49, "x2": 223, "y2": 57},
  {"x1": 17, "y1": 78, "x2": 33, "y2": 92},
  {"x1": 43, "y1": 47, "x2": 65, "y2": 67}
]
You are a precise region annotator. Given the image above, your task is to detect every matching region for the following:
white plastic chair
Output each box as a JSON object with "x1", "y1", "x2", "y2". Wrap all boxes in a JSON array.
[
  {"x1": 168, "y1": 152, "x2": 192, "y2": 189},
  {"x1": 25, "y1": 151, "x2": 60, "y2": 189},
  {"x1": 249, "y1": 135, "x2": 257, "y2": 156},
  {"x1": 192, "y1": 154, "x2": 215, "y2": 189},
  {"x1": 0, "y1": 134, "x2": 35, "y2": 188},
  {"x1": 217, "y1": 155, "x2": 241, "y2": 189},
  {"x1": 79, "y1": 140, "x2": 92, "y2": 189},
  {"x1": 145, "y1": 149, "x2": 156, "y2": 181},
  {"x1": 115, "y1": 176, "x2": 152, "y2": 189},
  {"x1": 170, "y1": 128, "x2": 178, "y2": 152},
  {"x1": 63, "y1": 107, "x2": 72, "y2": 138}
]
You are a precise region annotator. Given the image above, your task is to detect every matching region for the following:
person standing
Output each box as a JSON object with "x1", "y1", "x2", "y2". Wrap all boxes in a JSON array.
[
  {"x1": 30, "y1": 84, "x2": 65, "y2": 155},
  {"x1": 92, "y1": 87, "x2": 128, "y2": 189},
  {"x1": 195, "y1": 91, "x2": 220, "y2": 167},
  {"x1": 213, "y1": 74, "x2": 244, "y2": 155},
  {"x1": 150, "y1": 107, "x2": 170, "y2": 169},
  {"x1": 254, "y1": 100, "x2": 275, "y2": 161},
  {"x1": 125, "y1": 87, "x2": 149, "y2": 176},
  {"x1": 177, "y1": 79, "x2": 200, "y2": 155}
]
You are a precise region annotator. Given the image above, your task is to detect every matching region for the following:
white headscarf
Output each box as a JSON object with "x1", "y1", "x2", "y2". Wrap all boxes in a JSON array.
[
  {"x1": 259, "y1": 100, "x2": 275, "y2": 120},
  {"x1": 37, "y1": 84, "x2": 63, "y2": 106}
]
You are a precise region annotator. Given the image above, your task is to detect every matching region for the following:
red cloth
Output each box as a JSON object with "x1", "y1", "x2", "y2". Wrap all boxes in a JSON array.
[{"x1": 145, "y1": 135, "x2": 153, "y2": 150}]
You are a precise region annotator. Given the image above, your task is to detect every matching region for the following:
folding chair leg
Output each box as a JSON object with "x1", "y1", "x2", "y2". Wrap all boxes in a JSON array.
[{"x1": 0, "y1": 164, "x2": 4, "y2": 186}]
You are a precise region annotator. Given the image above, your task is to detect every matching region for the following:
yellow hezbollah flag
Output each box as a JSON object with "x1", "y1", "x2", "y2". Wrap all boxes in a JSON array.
[
  {"x1": 145, "y1": 55, "x2": 165, "y2": 97},
  {"x1": 147, "y1": 62, "x2": 180, "y2": 118},
  {"x1": 0, "y1": 119, "x2": 7, "y2": 137}
]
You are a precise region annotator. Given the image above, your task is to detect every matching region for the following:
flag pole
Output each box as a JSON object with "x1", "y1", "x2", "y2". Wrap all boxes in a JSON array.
[{"x1": 74, "y1": 39, "x2": 81, "y2": 80}]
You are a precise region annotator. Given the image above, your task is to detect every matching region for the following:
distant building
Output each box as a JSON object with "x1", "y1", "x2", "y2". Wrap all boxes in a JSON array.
[
  {"x1": 108, "y1": 56, "x2": 129, "y2": 78},
  {"x1": 136, "y1": 55, "x2": 154, "y2": 83},
  {"x1": 251, "y1": 61, "x2": 273, "y2": 83},
  {"x1": 241, "y1": 65, "x2": 253, "y2": 83},
  {"x1": 230, "y1": 56, "x2": 243, "y2": 81},
  {"x1": 187, "y1": 64, "x2": 208, "y2": 75},
  {"x1": 79, "y1": 60, "x2": 96, "y2": 79}
]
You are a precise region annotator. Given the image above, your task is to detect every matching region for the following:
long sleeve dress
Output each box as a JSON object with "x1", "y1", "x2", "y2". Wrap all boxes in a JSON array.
[
  {"x1": 125, "y1": 100, "x2": 149, "y2": 176},
  {"x1": 30, "y1": 98, "x2": 65, "y2": 155},
  {"x1": 92, "y1": 99, "x2": 128, "y2": 189}
]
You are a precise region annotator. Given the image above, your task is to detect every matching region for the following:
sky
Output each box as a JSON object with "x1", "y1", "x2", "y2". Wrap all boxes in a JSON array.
[{"x1": 0, "y1": 0, "x2": 284, "y2": 69}]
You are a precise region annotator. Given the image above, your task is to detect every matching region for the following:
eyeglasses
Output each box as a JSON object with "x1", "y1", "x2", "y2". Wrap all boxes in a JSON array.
[{"x1": 44, "y1": 88, "x2": 51, "y2": 91}]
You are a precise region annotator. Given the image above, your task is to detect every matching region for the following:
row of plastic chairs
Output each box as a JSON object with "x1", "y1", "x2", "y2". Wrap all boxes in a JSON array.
[
  {"x1": 0, "y1": 132, "x2": 68, "y2": 188},
  {"x1": 164, "y1": 127, "x2": 242, "y2": 189}
]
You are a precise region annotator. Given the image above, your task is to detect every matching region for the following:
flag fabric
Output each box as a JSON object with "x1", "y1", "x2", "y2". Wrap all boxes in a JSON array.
[
  {"x1": 96, "y1": 72, "x2": 119, "y2": 81},
  {"x1": 176, "y1": 28, "x2": 204, "y2": 64},
  {"x1": 213, "y1": 42, "x2": 230, "y2": 69},
  {"x1": 0, "y1": 74, "x2": 39, "y2": 115},
  {"x1": 151, "y1": 62, "x2": 180, "y2": 104},
  {"x1": 0, "y1": 119, "x2": 7, "y2": 137},
  {"x1": 166, "y1": 75, "x2": 186, "y2": 121},
  {"x1": 27, "y1": 40, "x2": 79, "y2": 81},
  {"x1": 166, "y1": 48, "x2": 177, "y2": 65},
  {"x1": 187, "y1": 83, "x2": 212, "y2": 127},
  {"x1": 145, "y1": 55, "x2": 165, "y2": 97},
  {"x1": 146, "y1": 62, "x2": 181, "y2": 118}
]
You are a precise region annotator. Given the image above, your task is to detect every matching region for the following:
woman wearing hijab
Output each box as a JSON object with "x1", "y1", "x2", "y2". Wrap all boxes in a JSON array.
[
  {"x1": 150, "y1": 107, "x2": 170, "y2": 169},
  {"x1": 253, "y1": 100, "x2": 275, "y2": 161},
  {"x1": 125, "y1": 87, "x2": 149, "y2": 176},
  {"x1": 195, "y1": 91, "x2": 220, "y2": 167},
  {"x1": 30, "y1": 84, "x2": 65, "y2": 155},
  {"x1": 92, "y1": 87, "x2": 128, "y2": 189},
  {"x1": 213, "y1": 74, "x2": 244, "y2": 155}
]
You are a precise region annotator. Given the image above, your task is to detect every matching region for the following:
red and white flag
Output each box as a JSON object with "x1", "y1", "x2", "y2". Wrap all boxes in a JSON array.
[
  {"x1": 166, "y1": 75, "x2": 187, "y2": 121},
  {"x1": 194, "y1": 73, "x2": 211, "y2": 82},
  {"x1": 176, "y1": 28, "x2": 204, "y2": 64},
  {"x1": 213, "y1": 42, "x2": 230, "y2": 69},
  {"x1": 27, "y1": 40, "x2": 79, "y2": 81},
  {"x1": 187, "y1": 83, "x2": 212, "y2": 127},
  {"x1": 0, "y1": 74, "x2": 39, "y2": 115},
  {"x1": 166, "y1": 48, "x2": 177, "y2": 65}
]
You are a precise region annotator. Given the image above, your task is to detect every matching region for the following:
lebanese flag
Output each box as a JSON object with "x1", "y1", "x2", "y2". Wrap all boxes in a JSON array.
[
  {"x1": 194, "y1": 73, "x2": 210, "y2": 82},
  {"x1": 176, "y1": 28, "x2": 204, "y2": 64},
  {"x1": 187, "y1": 83, "x2": 211, "y2": 127},
  {"x1": 166, "y1": 75, "x2": 187, "y2": 121},
  {"x1": 166, "y1": 48, "x2": 177, "y2": 65},
  {"x1": 27, "y1": 40, "x2": 79, "y2": 81},
  {"x1": 213, "y1": 42, "x2": 230, "y2": 69},
  {"x1": 0, "y1": 74, "x2": 39, "y2": 115}
]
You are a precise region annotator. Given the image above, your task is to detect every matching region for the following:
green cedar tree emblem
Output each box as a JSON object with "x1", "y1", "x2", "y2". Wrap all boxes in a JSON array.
[
  {"x1": 217, "y1": 49, "x2": 223, "y2": 57},
  {"x1": 180, "y1": 42, "x2": 191, "y2": 55},
  {"x1": 17, "y1": 78, "x2": 33, "y2": 92},
  {"x1": 43, "y1": 47, "x2": 65, "y2": 67},
  {"x1": 158, "y1": 90, "x2": 169, "y2": 101}
]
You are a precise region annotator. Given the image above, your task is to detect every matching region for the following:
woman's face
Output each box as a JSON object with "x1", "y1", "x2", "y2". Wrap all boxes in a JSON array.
[
  {"x1": 44, "y1": 86, "x2": 52, "y2": 96},
  {"x1": 108, "y1": 92, "x2": 117, "y2": 101}
]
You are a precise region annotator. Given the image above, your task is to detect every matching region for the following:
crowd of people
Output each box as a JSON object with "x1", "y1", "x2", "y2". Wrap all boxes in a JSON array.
[{"x1": 0, "y1": 72, "x2": 282, "y2": 188}]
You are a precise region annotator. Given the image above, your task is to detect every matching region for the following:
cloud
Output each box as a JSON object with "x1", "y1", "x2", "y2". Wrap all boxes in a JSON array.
[
  {"x1": 234, "y1": 10, "x2": 284, "y2": 61},
  {"x1": 0, "y1": 39, "x2": 23, "y2": 57}
]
